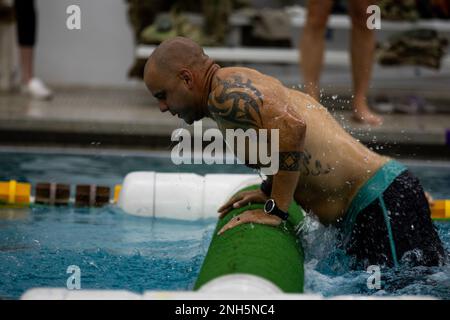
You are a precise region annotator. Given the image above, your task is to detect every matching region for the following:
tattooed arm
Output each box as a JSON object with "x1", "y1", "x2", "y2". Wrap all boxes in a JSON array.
[
  {"x1": 209, "y1": 73, "x2": 306, "y2": 233},
  {"x1": 269, "y1": 114, "x2": 305, "y2": 213}
]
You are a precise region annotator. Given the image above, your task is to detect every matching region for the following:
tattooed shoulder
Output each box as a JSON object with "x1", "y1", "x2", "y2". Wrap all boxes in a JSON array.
[{"x1": 209, "y1": 75, "x2": 264, "y2": 129}]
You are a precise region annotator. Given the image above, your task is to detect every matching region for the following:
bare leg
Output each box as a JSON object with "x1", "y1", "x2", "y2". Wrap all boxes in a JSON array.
[
  {"x1": 19, "y1": 45, "x2": 53, "y2": 100},
  {"x1": 19, "y1": 46, "x2": 34, "y2": 85},
  {"x1": 348, "y1": 0, "x2": 383, "y2": 126},
  {"x1": 300, "y1": 0, "x2": 334, "y2": 101}
]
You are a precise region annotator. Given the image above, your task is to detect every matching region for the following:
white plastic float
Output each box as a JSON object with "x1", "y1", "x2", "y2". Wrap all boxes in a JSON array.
[
  {"x1": 117, "y1": 172, "x2": 261, "y2": 220},
  {"x1": 21, "y1": 288, "x2": 435, "y2": 300}
]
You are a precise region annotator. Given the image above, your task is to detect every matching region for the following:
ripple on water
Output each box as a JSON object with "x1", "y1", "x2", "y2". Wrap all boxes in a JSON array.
[{"x1": 301, "y1": 214, "x2": 450, "y2": 299}]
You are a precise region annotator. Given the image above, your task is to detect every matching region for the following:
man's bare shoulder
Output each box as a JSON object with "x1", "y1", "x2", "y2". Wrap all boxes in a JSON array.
[
  {"x1": 208, "y1": 67, "x2": 266, "y2": 129},
  {"x1": 214, "y1": 66, "x2": 262, "y2": 80},
  {"x1": 209, "y1": 67, "x2": 266, "y2": 98},
  {"x1": 211, "y1": 67, "x2": 290, "y2": 103},
  {"x1": 212, "y1": 67, "x2": 282, "y2": 91}
]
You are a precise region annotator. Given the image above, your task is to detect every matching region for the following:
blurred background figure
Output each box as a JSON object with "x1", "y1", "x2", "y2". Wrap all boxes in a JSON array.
[
  {"x1": 14, "y1": 0, "x2": 52, "y2": 100},
  {"x1": 300, "y1": 0, "x2": 382, "y2": 126},
  {"x1": 0, "y1": 0, "x2": 17, "y2": 91}
]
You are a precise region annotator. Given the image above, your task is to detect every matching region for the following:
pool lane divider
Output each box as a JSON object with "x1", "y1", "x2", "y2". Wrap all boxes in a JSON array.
[
  {"x1": 0, "y1": 180, "x2": 449, "y2": 220},
  {"x1": 194, "y1": 185, "x2": 305, "y2": 293},
  {"x1": 35, "y1": 183, "x2": 70, "y2": 205},
  {"x1": 0, "y1": 180, "x2": 122, "y2": 208},
  {"x1": 0, "y1": 180, "x2": 30, "y2": 206},
  {"x1": 432, "y1": 199, "x2": 450, "y2": 220}
]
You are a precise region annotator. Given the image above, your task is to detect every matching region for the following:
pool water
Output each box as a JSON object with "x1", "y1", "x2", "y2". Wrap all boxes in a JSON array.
[{"x1": 0, "y1": 150, "x2": 449, "y2": 300}]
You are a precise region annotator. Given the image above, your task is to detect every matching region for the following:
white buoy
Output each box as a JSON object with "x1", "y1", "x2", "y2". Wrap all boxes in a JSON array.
[{"x1": 117, "y1": 172, "x2": 261, "y2": 220}]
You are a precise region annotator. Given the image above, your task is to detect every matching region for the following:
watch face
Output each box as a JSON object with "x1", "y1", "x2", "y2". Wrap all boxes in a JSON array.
[{"x1": 264, "y1": 199, "x2": 275, "y2": 213}]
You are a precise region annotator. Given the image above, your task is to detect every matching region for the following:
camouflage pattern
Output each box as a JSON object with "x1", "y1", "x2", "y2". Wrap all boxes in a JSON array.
[{"x1": 377, "y1": 29, "x2": 449, "y2": 69}]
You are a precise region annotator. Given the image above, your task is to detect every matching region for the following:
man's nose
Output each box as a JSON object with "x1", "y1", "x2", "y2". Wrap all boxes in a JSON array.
[{"x1": 158, "y1": 101, "x2": 169, "y2": 113}]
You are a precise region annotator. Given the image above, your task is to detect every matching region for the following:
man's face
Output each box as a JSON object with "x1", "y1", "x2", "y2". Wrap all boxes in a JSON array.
[{"x1": 145, "y1": 64, "x2": 200, "y2": 125}]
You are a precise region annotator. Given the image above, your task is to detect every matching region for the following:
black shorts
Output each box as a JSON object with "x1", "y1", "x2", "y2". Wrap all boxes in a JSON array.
[{"x1": 338, "y1": 170, "x2": 445, "y2": 268}]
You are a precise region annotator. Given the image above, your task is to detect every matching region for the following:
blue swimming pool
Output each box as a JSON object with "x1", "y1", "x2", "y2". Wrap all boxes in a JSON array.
[{"x1": 0, "y1": 149, "x2": 449, "y2": 299}]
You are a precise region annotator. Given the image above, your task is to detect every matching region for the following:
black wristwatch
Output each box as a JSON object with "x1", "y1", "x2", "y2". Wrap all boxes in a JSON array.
[{"x1": 264, "y1": 199, "x2": 289, "y2": 221}]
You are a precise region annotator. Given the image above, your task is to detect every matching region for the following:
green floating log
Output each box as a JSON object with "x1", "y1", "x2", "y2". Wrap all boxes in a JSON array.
[{"x1": 194, "y1": 185, "x2": 305, "y2": 293}]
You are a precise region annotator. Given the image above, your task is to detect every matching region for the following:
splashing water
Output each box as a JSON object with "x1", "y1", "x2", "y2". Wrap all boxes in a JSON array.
[
  {"x1": 0, "y1": 152, "x2": 449, "y2": 299},
  {"x1": 299, "y1": 214, "x2": 450, "y2": 298}
]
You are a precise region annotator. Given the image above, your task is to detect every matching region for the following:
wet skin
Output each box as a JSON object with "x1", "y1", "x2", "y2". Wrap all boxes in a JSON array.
[
  {"x1": 208, "y1": 67, "x2": 389, "y2": 225},
  {"x1": 144, "y1": 40, "x2": 389, "y2": 232}
]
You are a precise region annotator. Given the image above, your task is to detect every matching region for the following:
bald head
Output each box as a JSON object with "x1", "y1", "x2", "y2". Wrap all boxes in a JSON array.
[
  {"x1": 143, "y1": 37, "x2": 219, "y2": 125},
  {"x1": 145, "y1": 37, "x2": 210, "y2": 77}
]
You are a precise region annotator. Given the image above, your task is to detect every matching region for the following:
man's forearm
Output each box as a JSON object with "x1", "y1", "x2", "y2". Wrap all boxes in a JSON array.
[
  {"x1": 260, "y1": 172, "x2": 299, "y2": 212},
  {"x1": 269, "y1": 150, "x2": 303, "y2": 212},
  {"x1": 270, "y1": 170, "x2": 300, "y2": 212},
  {"x1": 266, "y1": 109, "x2": 306, "y2": 211}
]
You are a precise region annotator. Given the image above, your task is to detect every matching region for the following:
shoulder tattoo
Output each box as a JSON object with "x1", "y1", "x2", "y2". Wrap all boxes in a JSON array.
[{"x1": 209, "y1": 75, "x2": 264, "y2": 129}]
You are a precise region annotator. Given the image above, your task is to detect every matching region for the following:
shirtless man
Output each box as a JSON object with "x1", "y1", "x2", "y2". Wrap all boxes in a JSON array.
[{"x1": 144, "y1": 37, "x2": 444, "y2": 268}]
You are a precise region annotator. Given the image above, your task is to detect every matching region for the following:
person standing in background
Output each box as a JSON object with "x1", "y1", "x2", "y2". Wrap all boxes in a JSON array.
[
  {"x1": 0, "y1": 0, "x2": 17, "y2": 91},
  {"x1": 14, "y1": 0, "x2": 52, "y2": 99},
  {"x1": 300, "y1": 0, "x2": 382, "y2": 126}
]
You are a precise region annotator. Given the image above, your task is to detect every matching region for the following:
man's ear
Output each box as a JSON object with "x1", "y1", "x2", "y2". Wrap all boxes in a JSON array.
[{"x1": 178, "y1": 69, "x2": 194, "y2": 89}]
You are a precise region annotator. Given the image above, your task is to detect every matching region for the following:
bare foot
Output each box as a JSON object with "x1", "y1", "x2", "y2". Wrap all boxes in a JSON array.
[{"x1": 352, "y1": 107, "x2": 383, "y2": 126}]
